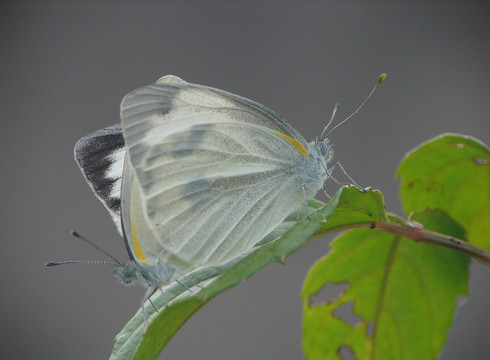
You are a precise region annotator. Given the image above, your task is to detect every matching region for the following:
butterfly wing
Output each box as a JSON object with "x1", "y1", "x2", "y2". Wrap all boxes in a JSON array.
[
  {"x1": 120, "y1": 76, "x2": 320, "y2": 269},
  {"x1": 74, "y1": 125, "x2": 126, "y2": 234}
]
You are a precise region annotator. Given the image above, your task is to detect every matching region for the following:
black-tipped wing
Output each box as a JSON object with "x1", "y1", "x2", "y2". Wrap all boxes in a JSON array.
[{"x1": 74, "y1": 125, "x2": 126, "y2": 234}]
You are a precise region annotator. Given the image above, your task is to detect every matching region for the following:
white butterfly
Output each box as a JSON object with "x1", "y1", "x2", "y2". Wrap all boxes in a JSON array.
[{"x1": 75, "y1": 75, "x2": 337, "y2": 293}]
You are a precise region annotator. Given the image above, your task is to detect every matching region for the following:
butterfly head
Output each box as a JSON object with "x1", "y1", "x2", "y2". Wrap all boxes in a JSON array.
[
  {"x1": 318, "y1": 138, "x2": 333, "y2": 163},
  {"x1": 115, "y1": 259, "x2": 177, "y2": 289},
  {"x1": 115, "y1": 262, "x2": 138, "y2": 285},
  {"x1": 313, "y1": 137, "x2": 334, "y2": 178}
]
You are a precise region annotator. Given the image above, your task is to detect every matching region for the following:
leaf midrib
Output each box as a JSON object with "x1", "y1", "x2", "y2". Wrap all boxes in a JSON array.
[{"x1": 370, "y1": 236, "x2": 401, "y2": 360}]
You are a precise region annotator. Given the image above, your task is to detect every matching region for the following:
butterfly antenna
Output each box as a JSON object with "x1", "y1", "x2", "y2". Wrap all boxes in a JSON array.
[
  {"x1": 45, "y1": 230, "x2": 123, "y2": 267},
  {"x1": 71, "y1": 230, "x2": 123, "y2": 266},
  {"x1": 321, "y1": 73, "x2": 386, "y2": 140},
  {"x1": 319, "y1": 103, "x2": 339, "y2": 140},
  {"x1": 45, "y1": 260, "x2": 120, "y2": 267}
]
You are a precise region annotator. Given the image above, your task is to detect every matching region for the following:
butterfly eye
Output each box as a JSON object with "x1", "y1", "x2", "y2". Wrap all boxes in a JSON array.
[
  {"x1": 319, "y1": 141, "x2": 330, "y2": 157},
  {"x1": 115, "y1": 264, "x2": 136, "y2": 284}
]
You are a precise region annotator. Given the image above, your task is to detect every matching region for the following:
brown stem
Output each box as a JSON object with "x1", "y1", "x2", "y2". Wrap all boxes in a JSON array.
[{"x1": 375, "y1": 221, "x2": 490, "y2": 266}]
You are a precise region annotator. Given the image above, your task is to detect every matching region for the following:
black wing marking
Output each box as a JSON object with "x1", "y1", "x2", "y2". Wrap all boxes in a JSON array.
[{"x1": 74, "y1": 124, "x2": 126, "y2": 234}]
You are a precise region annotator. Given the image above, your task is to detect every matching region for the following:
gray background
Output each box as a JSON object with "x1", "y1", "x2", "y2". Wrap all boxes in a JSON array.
[{"x1": 1, "y1": 1, "x2": 488, "y2": 359}]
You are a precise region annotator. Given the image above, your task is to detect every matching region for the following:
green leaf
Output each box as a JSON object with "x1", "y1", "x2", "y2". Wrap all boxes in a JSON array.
[
  {"x1": 109, "y1": 186, "x2": 387, "y2": 360},
  {"x1": 397, "y1": 133, "x2": 490, "y2": 250},
  {"x1": 302, "y1": 209, "x2": 470, "y2": 360}
]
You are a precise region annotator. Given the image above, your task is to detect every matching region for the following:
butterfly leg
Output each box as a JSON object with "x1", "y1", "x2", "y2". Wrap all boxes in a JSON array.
[
  {"x1": 327, "y1": 161, "x2": 361, "y2": 188},
  {"x1": 175, "y1": 278, "x2": 194, "y2": 293},
  {"x1": 173, "y1": 269, "x2": 205, "y2": 292},
  {"x1": 141, "y1": 285, "x2": 158, "y2": 326},
  {"x1": 322, "y1": 183, "x2": 332, "y2": 200}
]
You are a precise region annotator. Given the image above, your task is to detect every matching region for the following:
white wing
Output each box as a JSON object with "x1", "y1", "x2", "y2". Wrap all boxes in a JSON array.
[
  {"x1": 120, "y1": 76, "x2": 317, "y2": 267},
  {"x1": 74, "y1": 125, "x2": 126, "y2": 234}
]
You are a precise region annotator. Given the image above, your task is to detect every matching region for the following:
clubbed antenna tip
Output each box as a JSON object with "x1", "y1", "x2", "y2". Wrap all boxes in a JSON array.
[{"x1": 320, "y1": 73, "x2": 387, "y2": 140}]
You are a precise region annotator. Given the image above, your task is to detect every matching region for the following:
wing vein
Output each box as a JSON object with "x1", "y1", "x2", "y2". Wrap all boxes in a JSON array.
[{"x1": 198, "y1": 174, "x2": 297, "y2": 262}]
